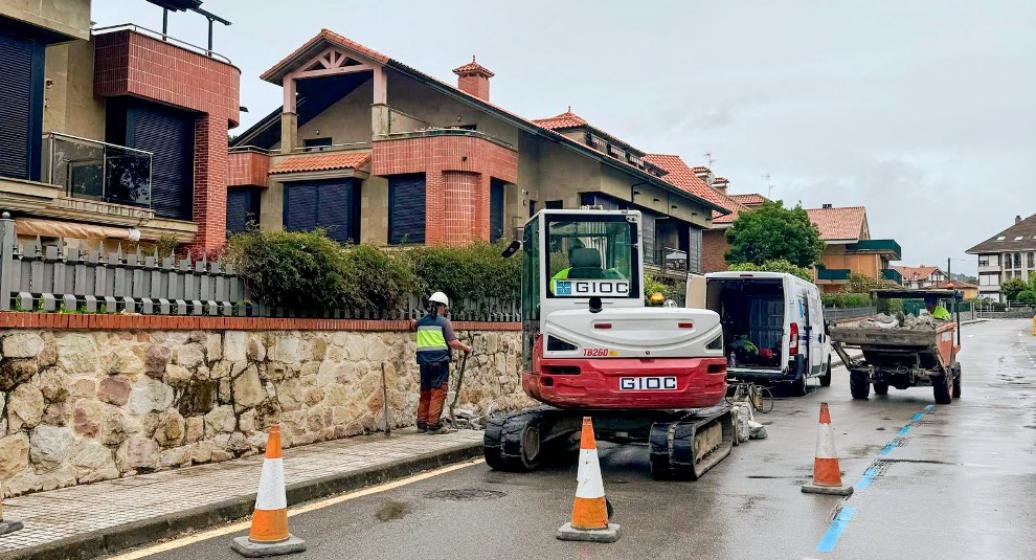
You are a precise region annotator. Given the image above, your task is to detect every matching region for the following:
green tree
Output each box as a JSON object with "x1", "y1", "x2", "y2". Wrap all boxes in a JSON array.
[
  {"x1": 725, "y1": 201, "x2": 824, "y2": 267},
  {"x1": 1017, "y1": 290, "x2": 1036, "y2": 306},
  {"x1": 1001, "y1": 278, "x2": 1029, "y2": 301},
  {"x1": 727, "y1": 259, "x2": 813, "y2": 281}
]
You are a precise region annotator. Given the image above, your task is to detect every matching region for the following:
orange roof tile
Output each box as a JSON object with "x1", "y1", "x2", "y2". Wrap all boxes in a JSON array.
[
  {"x1": 893, "y1": 265, "x2": 944, "y2": 283},
  {"x1": 453, "y1": 56, "x2": 494, "y2": 77},
  {"x1": 691, "y1": 166, "x2": 710, "y2": 174},
  {"x1": 642, "y1": 154, "x2": 745, "y2": 223},
  {"x1": 532, "y1": 110, "x2": 588, "y2": 130},
  {"x1": 269, "y1": 151, "x2": 371, "y2": 175},
  {"x1": 730, "y1": 193, "x2": 768, "y2": 206},
  {"x1": 261, "y1": 29, "x2": 390, "y2": 83},
  {"x1": 806, "y1": 206, "x2": 868, "y2": 241},
  {"x1": 935, "y1": 280, "x2": 977, "y2": 289}
]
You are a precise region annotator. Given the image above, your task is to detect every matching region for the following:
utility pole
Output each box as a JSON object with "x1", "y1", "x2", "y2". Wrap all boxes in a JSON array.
[{"x1": 947, "y1": 257, "x2": 951, "y2": 281}]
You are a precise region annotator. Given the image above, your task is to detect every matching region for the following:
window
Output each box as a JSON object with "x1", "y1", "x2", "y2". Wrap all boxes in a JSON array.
[
  {"x1": 1029, "y1": 252, "x2": 1035, "y2": 268},
  {"x1": 978, "y1": 254, "x2": 996, "y2": 267},
  {"x1": 545, "y1": 200, "x2": 563, "y2": 210},
  {"x1": 388, "y1": 174, "x2": 425, "y2": 244},
  {"x1": 226, "y1": 188, "x2": 262, "y2": 235},
  {"x1": 521, "y1": 218, "x2": 540, "y2": 370},
  {"x1": 283, "y1": 179, "x2": 359, "y2": 243},
  {"x1": 979, "y1": 273, "x2": 999, "y2": 286},
  {"x1": 996, "y1": 235, "x2": 1006, "y2": 241},
  {"x1": 490, "y1": 179, "x2": 505, "y2": 243},
  {"x1": 1014, "y1": 253, "x2": 1022, "y2": 268},
  {"x1": 687, "y1": 226, "x2": 703, "y2": 274},
  {"x1": 545, "y1": 214, "x2": 639, "y2": 299},
  {"x1": 303, "y1": 137, "x2": 333, "y2": 151},
  {"x1": 1015, "y1": 235, "x2": 1024, "y2": 241},
  {"x1": 0, "y1": 28, "x2": 44, "y2": 181}
]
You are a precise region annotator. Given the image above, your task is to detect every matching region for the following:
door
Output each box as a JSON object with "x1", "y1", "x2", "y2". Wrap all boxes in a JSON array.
[
  {"x1": 810, "y1": 287, "x2": 829, "y2": 372},
  {"x1": 802, "y1": 288, "x2": 824, "y2": 375}
]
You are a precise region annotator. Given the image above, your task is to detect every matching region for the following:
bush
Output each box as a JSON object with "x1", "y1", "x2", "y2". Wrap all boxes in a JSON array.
[
  {"x1": 821, "y1": 293, "x2": 873, "y2": 308},
  {"x1": 1017, "y1": 290, "x2": 1036, "y2": 306},
  {"x1": 340, "y1": 244, "x2": 420, "y2": 312},
  {"x1": 404, "y1": 242, "x2": 521, "y2": 303},
  {"x1": 644, "y1": 272, "x2": 674, "y2": 299},
  {"x1": 727, "y1": 259, "x2": 813, "y2": 281}
]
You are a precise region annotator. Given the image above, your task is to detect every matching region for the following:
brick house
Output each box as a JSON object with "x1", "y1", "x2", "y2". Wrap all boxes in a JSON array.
[
  {"x1": 807, "y1": 205, "x2": 902, "y2": 292},
  {"x1": 227, "y1": 30, "x2": 727, "y2": 277},
  {"x1": 892, "y1": 264, "x2": 948, "y2": 289},
  {"x1": 0, "y1": 0, "x2": 240, "y2": 251},
  {"x1": 966, "y1": 213, "x2": 1036, "y2": 302}
]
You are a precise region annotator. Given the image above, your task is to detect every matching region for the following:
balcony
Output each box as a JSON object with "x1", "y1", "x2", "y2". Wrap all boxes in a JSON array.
[
  {"x1": 845, "y1": 239, "x2": 902, "y2": 260},
  {"x1": 646, "y1": 247, "x2": 689, "y2": 273},
  {"x1": 42, "y1": 133, "x2": 152, "y2": 209},
  {"x1": 816, "y1": 267, "x2": 851, "y2": 282},
  {"x1": 881, "y1": 268, "x2": 903, "y2": 284}
]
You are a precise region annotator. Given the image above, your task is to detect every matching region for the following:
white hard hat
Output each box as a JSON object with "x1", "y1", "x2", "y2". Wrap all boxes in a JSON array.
[{"x1": 429, "y1": 291, "x2": 450, "y2": 307}]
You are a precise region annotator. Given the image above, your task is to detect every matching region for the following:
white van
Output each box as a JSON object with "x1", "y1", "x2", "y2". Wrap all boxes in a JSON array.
[{"x1": 702, "y1": 271, "x2": 832, "y2": 394}]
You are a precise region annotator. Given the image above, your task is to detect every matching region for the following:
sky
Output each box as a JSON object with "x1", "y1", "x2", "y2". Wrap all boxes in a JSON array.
[{"x1": 91, "y1": 0, "x2": 1036, "y2": 276}]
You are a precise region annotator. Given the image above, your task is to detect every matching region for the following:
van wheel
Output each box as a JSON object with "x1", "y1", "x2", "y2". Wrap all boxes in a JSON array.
[
  {"x1": 850, "y1": 371, "x2": 870, "y2": 400},
  {"x1": 792, "y1": 370, "x2": 808, "y2": 396},
  {"x1": 932, "y1": 375, "x2": 952, "y2": 405},
  {"x1": 819, "y1": 357, "x2": 832, "y2": 388},
  {"x1": 951, "y1": 364, "x2": 962, "y2": 399},
  {"x1": 873, "y1": 382, "x2": 889, "y2": 396}
]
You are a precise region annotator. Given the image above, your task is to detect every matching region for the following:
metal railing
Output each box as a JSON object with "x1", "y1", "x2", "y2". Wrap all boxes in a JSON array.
[
  {"x1": 92, "y1": 24, "x2": 233, "y2": 64},
  {"x1": 42, "y1": 133, "x2": 153, "y2": 210},
  {"x1": 654, "y1": 247, "x2": 688, "y2": 273}
]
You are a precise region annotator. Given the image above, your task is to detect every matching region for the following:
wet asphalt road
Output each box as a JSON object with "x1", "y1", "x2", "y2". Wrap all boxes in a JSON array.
[{"x1": 137, "y1": 319, "x2": 1036, "y2": 560}]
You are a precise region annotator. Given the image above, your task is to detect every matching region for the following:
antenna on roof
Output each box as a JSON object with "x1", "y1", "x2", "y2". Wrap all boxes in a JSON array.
[
  {"x1": 703, "y1": 152, "x2": 715, "y2": 168},
  {"x1": 763, "y1": 173, "x2": 775, "y2": 198}
]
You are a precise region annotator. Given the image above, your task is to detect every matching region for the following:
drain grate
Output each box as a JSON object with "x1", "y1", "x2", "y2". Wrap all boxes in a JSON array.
[{"x1": 424, "y1": 488, "x2": 507, "y2": 501}]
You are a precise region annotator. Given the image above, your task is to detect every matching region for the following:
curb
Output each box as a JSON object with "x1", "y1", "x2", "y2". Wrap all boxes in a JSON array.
[{"x1": 1, "y1": 440, "x2": 484, "y2": 560}]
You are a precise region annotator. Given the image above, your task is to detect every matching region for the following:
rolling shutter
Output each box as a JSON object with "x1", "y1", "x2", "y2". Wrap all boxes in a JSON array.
[
  {"x1": 128, "y1": 102, "x2": 195, "y2": 220},
  {"x1": 283, "y1": 179, "x2": 358, "y2": 243},
  {"x1": 0, "y1": 29, "x2": 42, "y2": 180},
  {"x1": 490, "y1": 179, "x2": 505, "y2": 242},
  {"x1": 641, "y1": 212, "x2": 656, "y2": 265},
  {"x1": 389, "y1": 174, "x2": 426, "y2": 244},
  {"x1": 315, "y1": 180, "x2": 355, "y2": 243},
  {"x1": 226, "y1": 188, "x2": 261, "y2": 235}
]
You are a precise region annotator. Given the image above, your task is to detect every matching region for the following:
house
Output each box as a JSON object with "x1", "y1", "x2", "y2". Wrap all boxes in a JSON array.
[
  {"x1": 0, "y1": 0, "x2": 240, "y2": 251},
  {"x1": 806, "y1": 205, "x2": 902, "y2": 292},
  {"x1": 226, "y1": 30, "x2": 726, "y2": 278},
  {"x1": 892, "y1": 265, "x2": 948, "y2": 289},
  {"x1": 965, "y1": 213, "x2": 1036, "y2": 302},
  {"x1": 934, "y1": 280, "x2": 979, "y2": 300}
]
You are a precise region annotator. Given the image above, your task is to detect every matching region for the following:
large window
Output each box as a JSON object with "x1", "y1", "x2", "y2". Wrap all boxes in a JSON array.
[
  {"x1": 490, "y1": 179, "x2": 505, "y2": 243},
  {"x1": 388, "y1": 174, "x2": 425, "y2": 244},
  {"x1": 687, "y1": 226, "x2": 703, "y2": 274},
  {"x1": 545, "y1": 214, "x2": 638, "y2": 298},
  {"x1": 0, "y1": 27, "x2": 44, "y2": 181},
  {"x1": 283, "y1": 179, "x2": 359, "y2": 243},
  {"x1": 227, "y1": 188, "x2": 262, "y2": 235}
]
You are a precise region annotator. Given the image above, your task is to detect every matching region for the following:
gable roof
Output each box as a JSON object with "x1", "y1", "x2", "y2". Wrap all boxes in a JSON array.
[
  {"x1": 731, "y1": 193, "x2": 767, "y2": 206},
  {"x1": 532, "y1": 110, "x2": 588, "y2": 130},
  {"x1": 642, "y1": 154, "x2": 746, "y2": 224},
  {"x1": 966, "y1": 213, "x2": 1036, "y2": 253},
  {"x1": 935, "y1": 280, "x2": 977, "y2": 290},
  {"x1": 806, "y1": 206, "x2": 868, "y2": 242},
  {"x1": 236, "y1": 30, "x2": 728, "y2": 216},
  {"x1": 893, "y1": 265, "x2": 943, "y2": 283}
]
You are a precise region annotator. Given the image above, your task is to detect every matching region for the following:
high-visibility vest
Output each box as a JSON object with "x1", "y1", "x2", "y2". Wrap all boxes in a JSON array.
[
  {"x1": 415, "y1": 313, "x2": 450, "y2": 364},
  {"x1": 931, "y1": 305, "x2": 952, "y2": 321}
]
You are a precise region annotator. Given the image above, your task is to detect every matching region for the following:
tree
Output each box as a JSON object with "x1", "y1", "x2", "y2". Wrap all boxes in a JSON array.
[
  {"x1": 725, "y1": 201, "x2": 825, "y2": 267},
  {"x1": 1001, "y1": 278, "x2": 1029, "y2": 301},
  {"x1": 1017, "y1": 290, "x2": 1036, "y2": 306},
  {"x1": 727, "y1": 259, "x2": 813, "y2": 281}
]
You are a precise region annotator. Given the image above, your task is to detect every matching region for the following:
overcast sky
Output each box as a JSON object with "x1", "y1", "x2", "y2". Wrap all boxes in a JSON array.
[{"x1": 92, "y1": 0, "x2": 1036, "y2": 275}]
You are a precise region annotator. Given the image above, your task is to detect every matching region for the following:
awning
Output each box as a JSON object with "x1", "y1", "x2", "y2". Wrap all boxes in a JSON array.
[{"x1": 14, "y1": 218, "x2": 141, "y2": 241}]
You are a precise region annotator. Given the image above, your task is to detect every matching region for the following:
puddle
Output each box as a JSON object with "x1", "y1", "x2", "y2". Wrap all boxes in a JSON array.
[{"x1": 375, "y1": 501, "x2": 412, "y2": 522}]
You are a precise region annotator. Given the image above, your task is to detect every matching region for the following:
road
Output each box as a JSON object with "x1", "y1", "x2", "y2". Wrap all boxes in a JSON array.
[{"x1": 123, "y1": 319, "x2": 1036, "y2": 560}]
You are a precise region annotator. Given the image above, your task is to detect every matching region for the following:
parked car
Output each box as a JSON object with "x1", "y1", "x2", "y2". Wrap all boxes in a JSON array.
[{"x1": 703, "y1": 271, "x2": 832, "y2": 394}]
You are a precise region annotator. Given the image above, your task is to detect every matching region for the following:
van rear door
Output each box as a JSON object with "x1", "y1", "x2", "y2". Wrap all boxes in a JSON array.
[{"x1": 706, "y1": 275, "x2": 785, "y2": 377}]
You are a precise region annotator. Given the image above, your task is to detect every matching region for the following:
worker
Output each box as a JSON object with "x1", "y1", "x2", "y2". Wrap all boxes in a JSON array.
[
  {"x1": 415, "y1": 292, "x2": 471, "y2": 434},
  {"x1": 924, "y1": 296, "x2": 952, "y2": 321},
  {"x1": 550, "y1": 242, "x2": 584, "y2": 294}
]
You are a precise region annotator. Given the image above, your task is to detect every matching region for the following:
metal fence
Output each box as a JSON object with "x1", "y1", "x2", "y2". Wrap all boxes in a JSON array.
[
  {"x1": 0, "y1": 213, "x2": 521, "y2": 321},
  {"x1": 823, "y1": 306, "x2": 876, "y2": 322}
]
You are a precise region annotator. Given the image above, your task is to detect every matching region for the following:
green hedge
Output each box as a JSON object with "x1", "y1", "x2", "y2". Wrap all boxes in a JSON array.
[
  {"x1": 727, "y1": 259, "x2": 812, "y2": 281},
  {"x1": 821, "y1": 292, "x2": 873, "y2": 308},
  {"x1": 226, "y1": 231, "x2": 519, "y2": 311}
]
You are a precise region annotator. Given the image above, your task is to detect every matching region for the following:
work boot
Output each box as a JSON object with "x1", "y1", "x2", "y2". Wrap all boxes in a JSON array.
[
  {"x1": 416, "y1": 423, "x2": 428, "y2": 433},
  {"x1": 426, "y1": 425, "x2": 455, "y2": 435}
]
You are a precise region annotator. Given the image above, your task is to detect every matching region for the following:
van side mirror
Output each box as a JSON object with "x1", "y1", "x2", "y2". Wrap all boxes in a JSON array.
[{"x1": 501, "y1": 240, "x2": 521, "y2": 258}]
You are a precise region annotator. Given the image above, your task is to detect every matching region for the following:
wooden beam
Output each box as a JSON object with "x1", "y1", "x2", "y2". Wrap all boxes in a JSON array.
[
  {"x1": 372, "y1": 66, "x2": 387, "y2": 104},
  {"x1": 282, "y1": 75, "x2": 296, "y2": 113},
  {"x1": 288, "y1": 64, "x2": 375, "y2": 80}
]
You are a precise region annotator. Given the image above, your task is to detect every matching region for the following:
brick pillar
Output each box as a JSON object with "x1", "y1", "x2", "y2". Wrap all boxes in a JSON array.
[
  {"x1": 475, "y1": 173, "x2": 491, "y2": 242},
  {"x1": 189, "y1": 113, "x2": 229, "y2": 252},
  {"x1": 425, "y1": 169, "x2": 446, "y2": 245}
]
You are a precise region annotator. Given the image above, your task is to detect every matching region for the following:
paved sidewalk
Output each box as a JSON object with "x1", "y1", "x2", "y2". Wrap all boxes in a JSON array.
[{"x1": 0, "y1": 429, "x2": 483, "y2": 560}]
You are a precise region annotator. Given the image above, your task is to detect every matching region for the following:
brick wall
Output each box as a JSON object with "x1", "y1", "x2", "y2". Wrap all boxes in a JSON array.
[
  {"x1": 702, "y1": 229, "x2": 730, "y2": 273},
  {"x1": 372, "y1": 134, "x2": 518, "y2": 245},
  {"x1": 228, "y1": 150, "x2": 271, "y2": 188},
  {"x1": 94, "y1": 30, "x2": 241, "y2": 250}
]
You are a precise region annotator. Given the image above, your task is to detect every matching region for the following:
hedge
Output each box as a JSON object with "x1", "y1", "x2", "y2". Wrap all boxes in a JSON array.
[{"x1": 821, "y1": 292, "x2": 873, "y2": 309}]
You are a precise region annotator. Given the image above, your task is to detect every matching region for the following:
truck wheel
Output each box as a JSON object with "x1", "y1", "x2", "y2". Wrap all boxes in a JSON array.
[
  {"x1": 850, "y1": 371, "x2": 870, "y2": 400},
  {"x1": 792, "y1": 371, "x2": 809, "y2": 396},
  {"x1": 819, "y1": 356, "x2": 832, "y2": 388},
  {"x1": 951, "y1": 364, "x2": 962, "y2": 399},
  {"x1": 873, "y1": 382, "x2": 889, "y2": 396},
  {"x1": 932, "y1": 375, "x2": 952, "y2": 405}
]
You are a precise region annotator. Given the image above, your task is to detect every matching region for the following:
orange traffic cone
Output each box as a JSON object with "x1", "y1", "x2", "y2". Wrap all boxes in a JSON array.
[
  {"x1": 801, "y1": 403, "x2": 853, "y2": 496},
  {"x1": 231, "y1": 426, "x2": 307, "y2": 557},
  {"x1": 556, "y1": 417, "x2": 621, "y2": 543}
]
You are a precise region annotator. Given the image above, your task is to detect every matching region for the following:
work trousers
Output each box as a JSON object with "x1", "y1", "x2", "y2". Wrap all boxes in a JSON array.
[{"x1": 417, "y1": 361, "x2": 450, "y2": 429}]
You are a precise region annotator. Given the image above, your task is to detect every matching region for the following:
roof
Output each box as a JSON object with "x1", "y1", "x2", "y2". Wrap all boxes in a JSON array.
[
  {"x1": 892, "y1": 265, "x2": 943, "y2": 283},
  {"x1": 531, "y1": 110, "x2": 588, "y2": 130},
  {"x1": 935, "y1": 280, "x2": 978, "y2": 290},
  {"x1": 453, "y1": 56, "x2": 494, "y2": 77},
  {"x1": 806, "y1": 206, "x2": 868, "y2": 242},
  {"x1": 966, "y1": 213, "x2": 1036, "y2": 253},
  {"x1": 269, "y1": 151, "x2": 371, "y2": 175},
  {"x1": 730, "y1": 193, "x2": 768, "y2": 206},
  {"x1": 642, "y1": 154, "x2": 744, "y2": 223},
  {"x1": 239, "y1": 30, "x2": 729, "y2": 216},
  {"x1": 871, "y1": 288, "x2": 960, "y2": 299}
]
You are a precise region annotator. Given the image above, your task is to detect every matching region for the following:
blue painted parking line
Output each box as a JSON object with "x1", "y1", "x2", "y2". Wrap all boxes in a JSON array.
[
  {"x1": 911, "y1": 412, "x2": 924, "y2": 422},
  {"x1": 855, "y1": 467, "x2": 880, "y2": 490},
  {"x1": 897, "y1": 425, "x2": 912, "y2": 436},
  {"x1": 879, "y1": 441, "x2": 896, "y2": 456},
  {"x1": 816, "y1": 506, "x2": 857, "y2": 553}
]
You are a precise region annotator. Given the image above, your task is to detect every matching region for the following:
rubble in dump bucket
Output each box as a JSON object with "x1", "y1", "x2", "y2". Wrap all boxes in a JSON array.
[{"x1": 851, "y1": 312, "x2": 939, "y2": 330}]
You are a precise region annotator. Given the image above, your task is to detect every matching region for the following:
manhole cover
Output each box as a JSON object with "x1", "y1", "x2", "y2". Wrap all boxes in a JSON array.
[{"x1": 424, "y1": 488, "x2": 506, "y2": 501}]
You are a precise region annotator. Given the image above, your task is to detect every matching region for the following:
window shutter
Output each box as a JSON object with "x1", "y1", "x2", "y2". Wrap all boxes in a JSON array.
[
  {"x1": 282, "y1": 180, "x2": 358, "y2": 243},
  {"x1": 128, "y1": 102, "x2": 194, "y2": 220},
  {"x1": 641, "y1": 212, "x2": 656, "y2": 265},
  {"x1": 283, "y1": 182, "x2": 318, "y2": 233},
  {"x1": 389, "y1": 174, "x2": 426, "y2": 244},
  {"x1": 687, "y1": 226, "x2": 703, "y2": 274},
  {"x1": 490, "y1": 179, "x2": 505, "y2": 242},
  {"x1": 0, "y1": 30, "x2": 40, "y2": 180},
  {"x1": 227, "y1": 188, "x2": 261, "y2": 235},
  {"x1": 316, "y1": 180, "x2": 354, "y2": 243}
]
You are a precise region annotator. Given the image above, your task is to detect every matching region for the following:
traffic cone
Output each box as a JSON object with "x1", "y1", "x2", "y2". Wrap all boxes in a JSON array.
[
  {"x1": 801, "y1": 403, "x2": 854, "y2": 496},
  {"x1": 0, "y1": 481, "x2": 24, "y2": 536},
  {"x1": 231, "y1": 425, "x2": 306, "y2": 557},
  {"x1": 556, "y1": 416, "x2": 621, "y2": 543}
]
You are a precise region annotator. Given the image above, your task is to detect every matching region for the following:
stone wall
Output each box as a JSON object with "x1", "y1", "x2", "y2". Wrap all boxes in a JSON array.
[{"x1": 0, "y1": 328, "x2": 529, "y2": 496}]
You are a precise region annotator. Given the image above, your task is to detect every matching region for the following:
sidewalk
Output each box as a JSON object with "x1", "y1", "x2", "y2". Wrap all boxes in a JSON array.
[{"x1": 0, "y1": 429, "x2": 483, "y2": 560}]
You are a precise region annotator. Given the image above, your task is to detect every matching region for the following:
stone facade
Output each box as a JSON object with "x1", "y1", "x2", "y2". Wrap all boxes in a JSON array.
[{"x1": 0, "y1": 328, "x2": 528, "y2": 496}]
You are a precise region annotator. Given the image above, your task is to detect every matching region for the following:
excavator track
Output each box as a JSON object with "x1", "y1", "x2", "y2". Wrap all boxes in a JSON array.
[
  {"x1": 484, "y1": 408, "x2": 578, "y2": 472},
  {"x1": 648, "y1": 407, "x2": 734, "y2": 480}
]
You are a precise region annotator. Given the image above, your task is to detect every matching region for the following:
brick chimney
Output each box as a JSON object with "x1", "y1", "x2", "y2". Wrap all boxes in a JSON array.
[
  {"x1": 691, "y1": 165, "x2": 713, "y2": 185},
  {"x1": 712, "y1": 177, "x2": 729, "y2": 194},
  {"x1": 453, "y1": 55, "x2": 494, "y2": 101},
  {"x1": 1016, "y1": 215, "x2": 1023, "y2": 224},
  {"x1": 823, "y1": 203, "x2": 833, "y2": 209}
]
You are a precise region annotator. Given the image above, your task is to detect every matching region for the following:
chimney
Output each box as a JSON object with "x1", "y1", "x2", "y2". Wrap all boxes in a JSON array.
[
  {"x1": 453, "y1": 55, "x2": 494, "y2": 102},
  {"x1": 691, "y1": 166, "x2": 713, "y2": 185},
  {"x1": 822, "y1": 203, "x2": 833, "y2": 209},
  {"x1": 1016, "y1": 215, "x2": 1023, "y2": 224},
  {"x1": 712, "y1": 177, "x2": 729, "y2": 194}
]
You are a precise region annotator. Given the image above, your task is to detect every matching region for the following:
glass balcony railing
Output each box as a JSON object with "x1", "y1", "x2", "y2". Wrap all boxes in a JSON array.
[
  {"x1": 816, "y1": 267, "x2": 851, "y2": 281},
  {"x1": 882, "y1": 268, "x2": 903, "y2": 284},
  {"x1": 647, "y1": 247, "x2": 688, "y2": 273},
  {"x1": 42, "y1": 133, "x2": 153, "y2": 209}
]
